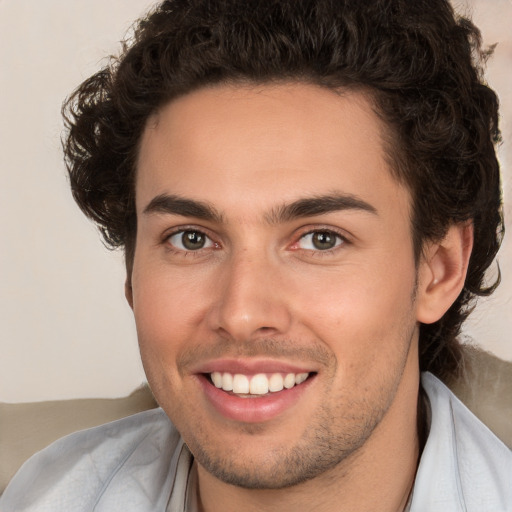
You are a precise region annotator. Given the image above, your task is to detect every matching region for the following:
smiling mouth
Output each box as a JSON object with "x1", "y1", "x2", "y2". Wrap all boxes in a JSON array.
[{"x1": 207, "y1": 371, "x2": 315, "y2": 397}]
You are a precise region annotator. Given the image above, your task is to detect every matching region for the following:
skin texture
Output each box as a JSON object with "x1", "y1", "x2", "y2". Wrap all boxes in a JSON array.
[{"x1": 128, "y1": 83, "x2": 472, "y2": 512}]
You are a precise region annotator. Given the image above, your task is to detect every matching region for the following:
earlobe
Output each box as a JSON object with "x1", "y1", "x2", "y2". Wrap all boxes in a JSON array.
[
  {"x1": 416, "y1": 222, "x2": 474, "y2": 324},
  {"x1": 125, "y1": 278, "x2": 134, "y2": 309}
]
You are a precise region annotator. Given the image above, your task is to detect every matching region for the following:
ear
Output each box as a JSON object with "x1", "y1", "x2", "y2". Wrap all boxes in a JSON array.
[
  {"x1": 416, "y1": 222, "x2": 473, "y2": 324},
  {"x1": 125, "y1": 278, "x2": 134, "y2": 309}
]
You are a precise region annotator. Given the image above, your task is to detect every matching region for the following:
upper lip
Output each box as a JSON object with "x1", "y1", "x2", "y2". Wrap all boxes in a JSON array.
[{"x1": 191, "y1": 358, "x2": 316, "y2": 375}]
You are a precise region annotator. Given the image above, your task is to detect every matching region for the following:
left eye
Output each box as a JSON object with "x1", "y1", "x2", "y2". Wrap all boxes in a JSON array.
[
  {"x1": 167, "y1": 230, "x2": 215, "y2": 251},
  {"x1": 298, "y1": 230, "x2": 344, "y2": 251}
]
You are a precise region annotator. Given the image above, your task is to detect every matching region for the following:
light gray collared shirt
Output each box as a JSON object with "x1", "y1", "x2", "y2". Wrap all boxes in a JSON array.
[{"x1": 1, "y1": 373, "x2": 511, "y2": 511}]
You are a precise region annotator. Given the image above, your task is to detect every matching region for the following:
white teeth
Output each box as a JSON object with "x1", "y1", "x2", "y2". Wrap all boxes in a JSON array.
[
  {"x1": 211, "y1": 371, "x2": 223, "y2": 388},
  {"x1": 232, "y1": 374, "x2": 250, "y2": 394},
  {"x1": 210, "y1": 371, "x2": 310, "y2": 395},
  {"x1": 249, "y1": 374, "x2": 269, "y2": 395},
  {"x1": 284, "y1": 373, "x2": 296, "y2": 389},
  {"x1": 268, "y1": 373, "x2": 284, "y2": 392},
  {"x1": 295, "y1": 372, "x2": 308, "y2": 385},
  {"x1": 221, "y1": 372, "x2": 233, "y2": 391}
]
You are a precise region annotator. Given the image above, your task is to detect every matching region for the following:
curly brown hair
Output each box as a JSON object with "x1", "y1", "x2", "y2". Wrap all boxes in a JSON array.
[{"x1": 63, "y1": 0, "x2": 503, "y2": 381}]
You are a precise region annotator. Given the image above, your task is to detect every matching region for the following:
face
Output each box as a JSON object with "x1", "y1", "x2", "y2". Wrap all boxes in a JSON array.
[{"x1": 131, "y1": 83, "x2": 422, "y2": 489}]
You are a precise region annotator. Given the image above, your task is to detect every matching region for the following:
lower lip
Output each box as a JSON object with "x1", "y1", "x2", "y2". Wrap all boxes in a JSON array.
[{"x1": 197, "y1": 374, "x2": 315, "y2": 423}]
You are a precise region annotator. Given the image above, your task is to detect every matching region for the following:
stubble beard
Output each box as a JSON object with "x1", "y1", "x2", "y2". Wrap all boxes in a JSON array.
[
  {"x1": 165, "y1": 313, "x2": 418, "y2": 490},
  {"x1": 181, "y1": 338, "x2": 415, "y2": 490},
  {"x1": 188, "y1": 393, "x2": 386, "y2": 490}
]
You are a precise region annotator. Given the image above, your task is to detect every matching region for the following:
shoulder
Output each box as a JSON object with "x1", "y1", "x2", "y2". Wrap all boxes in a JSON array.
[
  {"x1": 0, "y1": 408, "x2": 185, "y2": 512},
  {"x1": 411, "y1": 372, "x2": 512, "y2": 512}
]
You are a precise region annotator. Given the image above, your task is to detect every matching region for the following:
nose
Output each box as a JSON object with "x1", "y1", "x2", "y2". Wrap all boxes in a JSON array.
[{"x1": 207, "y1": 250, "x2": 293, "y2": 342}]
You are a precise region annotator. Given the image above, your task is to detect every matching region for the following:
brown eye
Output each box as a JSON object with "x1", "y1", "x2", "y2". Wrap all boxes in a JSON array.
[
  {"x1": 182, "y1": 231, "x2": 205, "y2": 250},
  {"x1": 168, "y1": 230, "x2": 214, "y2": 251},
  {"x1": 298, "y1": 230, "x2": 343, "y2": 251}
]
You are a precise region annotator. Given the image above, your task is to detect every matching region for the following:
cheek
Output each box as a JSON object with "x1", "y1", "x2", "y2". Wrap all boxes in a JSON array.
[
  {"x1": 295, "y1": 258, "x2": 418, "y2": 363},
  {"x1": 133, "y1": 260, "x2": 211, "y2": 328},
  {"x1": 131, "y1": 265, "x2": 212, "y2": 379},
  {"x1": 131, "y1": 276, "x2": 200, "y2": 407}
]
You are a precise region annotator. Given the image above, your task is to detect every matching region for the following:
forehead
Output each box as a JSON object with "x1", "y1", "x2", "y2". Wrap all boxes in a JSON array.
[{"x1": 136, "y1": 83, "x2": 409, "y2": 221}]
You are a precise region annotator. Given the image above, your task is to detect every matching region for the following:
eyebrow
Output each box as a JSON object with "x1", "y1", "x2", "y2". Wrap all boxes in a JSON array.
[
  {"x1": 143, "y1": 194, "x2": 224, "y2": 223},
  {"x1": 265, "y1": 193, "x2": 378, "y2": 224},
  {"x1": 142, "y1": 192, "x2": 377, "y2": 224}
]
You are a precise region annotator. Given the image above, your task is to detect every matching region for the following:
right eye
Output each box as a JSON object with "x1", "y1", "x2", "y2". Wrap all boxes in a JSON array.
[
  {"x1": 297, "y1": 230, "x2": 344, "y2": 251},
  {"x1": 167, "y1": 230, "x2": 215, "y2": 251}
]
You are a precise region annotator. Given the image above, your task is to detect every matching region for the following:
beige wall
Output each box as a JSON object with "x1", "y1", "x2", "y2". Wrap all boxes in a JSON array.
[{"x1": 1, "y1": 0, "x2": 511, "y2": 402}]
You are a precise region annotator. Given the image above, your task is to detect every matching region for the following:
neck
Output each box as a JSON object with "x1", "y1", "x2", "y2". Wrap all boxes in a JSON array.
[{"x1": 196, "y1": 359, "x2": 422, "y2": 512}]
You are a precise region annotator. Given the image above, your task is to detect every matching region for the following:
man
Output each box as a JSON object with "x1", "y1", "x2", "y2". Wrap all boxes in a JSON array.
[{"x1": 2, "y1": 0, "x2": 510, "y2": 510}]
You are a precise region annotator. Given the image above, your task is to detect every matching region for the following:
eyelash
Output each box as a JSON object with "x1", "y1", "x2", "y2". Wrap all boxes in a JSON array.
[
  {"x1": 291, "y1": 228, "x2": 349, "y2": 256},
  {"x1": 163, "y1": 227, "x2": 219, "y2": 257},
  {"x1": 162, "y1": 227, "x2": 350, "y2": 256}
]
